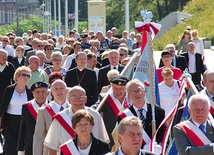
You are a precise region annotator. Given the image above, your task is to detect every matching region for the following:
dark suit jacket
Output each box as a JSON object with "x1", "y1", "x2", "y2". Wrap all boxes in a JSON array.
[
  {"x1": 118, "y1": 104, "x2": 166, "y2": 144},
  {"x1": 0, "y1": 84, "x2": 33, "y2": 129},
  {"x1": 17, "y1": 102, "x2": 36, "y2": 155},
  {"x1": 112, "y1": 149, "x2": 158, "y2": 155},
  {"x1": 181, "y1": 52, "x2": 205, "y2": 84},
  {"x1": 11, "y1": 57, "x2": 25, "y2": 69},
  {"x1": 61, "y1": 134, "x2": 110, "y2": 155},
  {"x1": 98, "y1": 64, "x2": 124, "y2": 93},
  {"x1": 65, "y1": 68, "x2": 98, "y2": 106},
  {"x1": 159, "y1": 55, "x2": 188, "y2": 71},
  {"x1": 173, "y1": 119, "x2": 214, "y2": 155}
]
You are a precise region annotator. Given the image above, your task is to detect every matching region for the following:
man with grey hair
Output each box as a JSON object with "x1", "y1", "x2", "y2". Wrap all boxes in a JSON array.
[
  {"x1": 27, "y1": 55, "x2": 48, "y2": 88},
  {"x1": 0, "y1": 49, "x2": 15, "y2": 100},
  {"x1": 173, "y1": 94, "x2": 214, "y2": 155},
  {"x1": 108, "y1": 116, "x2": 157, "y2": 155},
  {"x1": 118, "y1": 79, "x2": 165, "y2": 152},
  {"x1": 0, "y1": 36, "x2": 15, "y2": 59}
]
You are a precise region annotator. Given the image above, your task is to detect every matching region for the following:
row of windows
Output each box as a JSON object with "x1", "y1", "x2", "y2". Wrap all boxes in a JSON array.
[{"x1": 0, "y1": 10, "x2": 15, "y2": 24}]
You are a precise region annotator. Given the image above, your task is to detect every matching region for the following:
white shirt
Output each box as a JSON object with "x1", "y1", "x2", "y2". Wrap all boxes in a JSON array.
[
  {"x1": 7, "y1": 90, "x2": 28, "y2": 115},
  {"x1": 0, "y1": 61, "x2": 8, "y2": 72},
  {"x1": 0, "y1": 44, "x2": 15, "y2": 57},
  {"x1": 63, "y1": 53, "x2": 77, "y2": 70},
  {"x1": 110, "y1": 64, "x2": 119, "y2": 70},
  {"x1": 158, "y1": 80, "x2": 180, "y2": 116},
  {"x1": 133, "y1": 103, "x2": 147, "y2": 118},
  {"x1": 188, "y1": 52, "x2": 196, "y2": 73},
  {"x1": 93, "y1": 67, "x2": 99, "y2": 81},
  {"x1": 117, "y1": 147, "x2": 143, "y2": 155},
  {"x1": 193, "y1": 39, "x2": 205, "y2": 56}
]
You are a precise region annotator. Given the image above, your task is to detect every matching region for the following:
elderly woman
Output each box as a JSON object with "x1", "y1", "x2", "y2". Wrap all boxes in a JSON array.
[
  {"x1": 0, "y1": 66, "x2": 33, "y2": 155},
  {"x1": 44, "y1": 44, "x2": 54, "y2": 65},
  {"x1": 44, "y1": 51, "x2": 67, "y2": 77},
  {"x1": 12, "y1": 45, "x2": 25, "y2": 69},
  {"x1": 158, "y1": 68, "x2": 180, "y2": 116},
  {"x1": 60, "y1": 109, "x2": 110, "y2": 155}
]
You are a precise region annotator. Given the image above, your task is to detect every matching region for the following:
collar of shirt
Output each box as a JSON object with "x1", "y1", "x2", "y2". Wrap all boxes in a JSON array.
[
  {"x1": 133, "y1": 103, "x2": 147, "y2": 117},
  {"x1": 0, "y1": 61, "x2": 9, "y2": 72},
  {"x1": 54, "y1": 101, "x2": 69, "y2": 111},
  {"x1": 33, "y1": 99, "x2": 48, "y2": 113},
  {"x1": 192, "y1": 120, "x2": 207, "y2": 129},
  {"x1": 110, "y1": 64, "x2": 119, "y2": 70}
]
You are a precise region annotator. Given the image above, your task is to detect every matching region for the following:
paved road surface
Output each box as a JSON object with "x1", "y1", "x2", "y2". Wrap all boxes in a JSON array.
[{"x1": 153, "y1": 49, "x2": 214, "y2": 69}]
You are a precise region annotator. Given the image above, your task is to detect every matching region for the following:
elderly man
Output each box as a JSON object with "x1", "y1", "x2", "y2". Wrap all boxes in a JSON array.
[
  {"x1": 0, "y1": 36, "x2": 15, "y2": 60},
  {"x1": 94, "y1": 75, "x2": 129, "y2": 148},
  {"x1": 109, "y1": 116, "x2": 157, "y2": 155},
  {"x1": 0, "y1": 49, "x2": 15, "y2": 100},
  {"x1": 118, "y1": 79, "x2": 165, "y2": 151},
  {"x1": 201, "y1": 69, "x2": 214, "y2": 115},
  {"x1": 159, "y1": 44, "x2": 187, "y2": 71},
  {"x1": 33, "y1": 80, "x2": 69, "y2": 155},
  {"x1": 173, "y1": 94, "x2": 214, "y2": 155},
  {"x1": 44, "y1": 85, "x2": 109, "y2": 155},
  {"x1": 65, "y1": 51, "x2": 98, "y2": 106},
  {"x1": 98, "y1": 49, "x2": 124, "y2": 93},
  {"x1": 26, "y1": 56, "x2": 48, "y2": 89},
  {"x1": 181, "y1": 42, "x2": 205, "y2": 86},
  {"x1": 17, "y1": 82, "x2": 49, "y2": 155}
]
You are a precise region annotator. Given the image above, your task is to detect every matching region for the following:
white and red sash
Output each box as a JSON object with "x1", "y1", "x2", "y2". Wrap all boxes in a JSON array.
[
  {"x1": 45, "y1": 104, "x2": 56, "y2": 118},
  {"x1": 118, "y1": 108, "x2": 151, "y2": 145},
  {"x1": 26, "y1": 101, "x2": 37, "y2": 120},
  {"x1": 53, "y1": 112, "x2": 76, "y2": 139},
  {"x1": 107, "y1": 95, "x2": 120, "y2": 117},
  {"x1": 60, "y1": 140, "x2": 80, "y2": 155},
  {"x1": 178, "y1": 121, "x2": 211, "y2": 146},
  {"x1": 210, "y1": 107, "x2": 214, "y2": 116}
]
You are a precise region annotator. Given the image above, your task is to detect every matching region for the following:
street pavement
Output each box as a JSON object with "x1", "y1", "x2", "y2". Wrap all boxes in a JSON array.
[{"x1": 153, "y1": 49, "x2": 214, "y2": 69}]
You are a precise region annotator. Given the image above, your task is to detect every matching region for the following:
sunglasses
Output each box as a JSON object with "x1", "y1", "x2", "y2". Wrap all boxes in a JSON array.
[
  {"x1": 15, "y1": 40, "x2": 20, "y2": 42},
  {"x1": 20, "y1": 73, "x2": 30, "y2": 78},
  {"x1": 186, "y1": 33, "x2": 190, "y2": 35},
  {"x1": 37, "y1": 45, "x2": 44, "y2": 47},
  {"x1": 162, "y1": 55, "x2": 171, "y2": 58},
  {"x1": 46, "y1": 48, "x2": 53, "y2": 50},
  {"x1": 120, "y1": 54, "x2": 126, "y2": 56},
  {"x1": 2, "y1": 40, "x2": 8, "y2": 42}
]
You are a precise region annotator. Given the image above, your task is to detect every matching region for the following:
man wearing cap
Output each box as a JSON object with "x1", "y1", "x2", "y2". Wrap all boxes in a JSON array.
[
  {"x1": 17, "y1": 82, "x2": 49, "y2": 155},
  {"x1": 94, "y1": 75, "x2": 129, "y2": 148},
  {"x1": 33, "y1": 80, "x2": 69, "y2": 155}
]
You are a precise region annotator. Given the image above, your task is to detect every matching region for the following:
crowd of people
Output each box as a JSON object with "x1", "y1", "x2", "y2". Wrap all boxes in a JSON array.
[{"x1": 0, "y1": 25, "x2": 213, "y2": 155}]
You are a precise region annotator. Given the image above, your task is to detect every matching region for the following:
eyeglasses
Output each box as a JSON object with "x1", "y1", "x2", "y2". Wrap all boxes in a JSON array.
[
  {"x1": 53, "y1": 59, "x2": 62, "y2": 62},
  {"x1": 37, "y1": 45, "x2": 44, "y2": 47},
  {"x1": 15, "y1": 40, "x2": 20, "y2": 42},
  {"x1": 2, "y1": 40, "x2": 8, "y2": 42},
  {"x1": 20, "y1": 73, "x2": 30, "y2": 78},
  {"x1": 129, "y1": 88, "x2": 144, "y2": 95},
  {"x1": 120, "y1": 53, "x2": 126, "y2": 56},
  {"x1": 185, "y1": 33, "x2": 190, "y2": 35},
  {"x1": 169, "y1": 50, "x2": 175, "y2": 53},
  {"x1": 162, "y1": 55, "x2": 171, "y2": 58},
  {"x1": 70, "y1": 95, "x2": 86, "y2": 101},
  {"x1": 46, "y1": 48, "x2": 53, "y2": 50}
]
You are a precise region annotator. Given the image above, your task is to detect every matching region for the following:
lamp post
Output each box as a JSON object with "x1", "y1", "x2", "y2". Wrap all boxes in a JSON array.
[
  {"x1": 40, "y1": 3, "x2": 45, "y2": 33},
  {"x1": 125, "y1": 0, "x2": 129, "y2": 32},
  {"x1": 75, "y1": 0, "x2": 78, "y2": 32},
  {"x1": 58, "y1": 0, "x2": 61, "y2": 36}
]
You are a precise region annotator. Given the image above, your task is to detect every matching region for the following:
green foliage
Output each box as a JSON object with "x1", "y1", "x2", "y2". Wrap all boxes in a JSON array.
[
  {"x1": 78, "y1": 21, "x2": 88, "y2": 33},
  {"x1": 153, "y1": 0, "x2": 214, "y2": 50}
]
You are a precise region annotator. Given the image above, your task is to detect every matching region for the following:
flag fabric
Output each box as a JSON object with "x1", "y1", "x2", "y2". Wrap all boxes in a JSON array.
[{"x1": 150, "y1": 77, "x2": 186, "y2": 154}]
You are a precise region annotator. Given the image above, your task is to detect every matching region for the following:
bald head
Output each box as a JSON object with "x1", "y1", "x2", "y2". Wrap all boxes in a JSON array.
[{"x1": 203, "y1": 69, "x2": 214, "y2": 95}]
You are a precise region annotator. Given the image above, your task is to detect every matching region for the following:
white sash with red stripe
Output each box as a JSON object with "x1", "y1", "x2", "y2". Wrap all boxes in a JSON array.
[
  {"x1": 178, "y1": 121, "x2": 211, "y2": 146},
  {"x1": 60, "y1": 139, "x2": 80, "y2": 155},
  {"x1": 54, "y1": 111, "x2": 76, "y2": 139},
  {"x1": 119, "y1": 108, "x2": 151, "y2": 144}
]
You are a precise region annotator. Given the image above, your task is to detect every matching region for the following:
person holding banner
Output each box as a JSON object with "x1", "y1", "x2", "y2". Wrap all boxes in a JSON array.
[
  {"x1": 118, "y1": 79, "x2": 165, "y2": 152},
  {"x1": 107, "y1": 116, "x2": 157, "y2": 155},
  {"x1": 17, "y1": 82, "x2": 49, "y2": 155},
  {"x1": 60, "y1": 109, "x2": 110, "y2": 155},
  {"x1": 173, "y1": 94, "x2": 214, "y2": 155}
]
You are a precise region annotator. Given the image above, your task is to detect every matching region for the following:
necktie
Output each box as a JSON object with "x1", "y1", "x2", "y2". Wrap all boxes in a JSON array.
[
  {"x1": 212, "y1": 96, "x2": 214, "y2": 102},
  {"x1": 113, "y1": 67, "x2": 117, "y2": 70},
  {"x1": 199, "y1": 124, "x2": 206, "y2": 135},
  {"x1": 60, "y1": 106, "x2": 64, "y2": 111},
  {"x1": 138, "y1": 109, "x2": 146, "y2": 129},
  {"x1": 171, "y1": 59, "x2": 174, "y2": 66}
]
